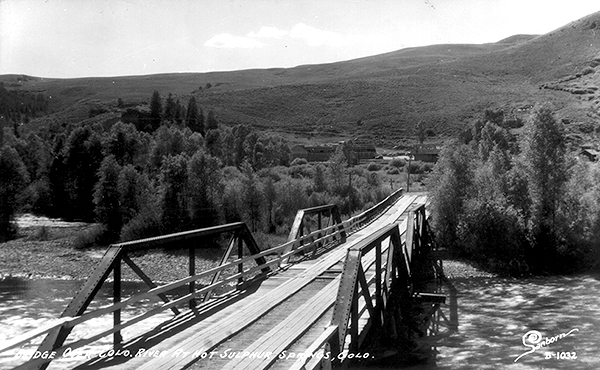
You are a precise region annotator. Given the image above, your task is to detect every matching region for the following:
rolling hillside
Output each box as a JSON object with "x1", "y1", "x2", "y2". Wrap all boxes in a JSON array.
[{"x1": 2, "y1": 11, "x2": 600, "y2": 147}]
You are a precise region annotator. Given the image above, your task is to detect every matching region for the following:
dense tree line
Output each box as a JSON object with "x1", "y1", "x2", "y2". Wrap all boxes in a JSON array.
[
  {"x1": 0, "y1": 90, "x2": 391, "y2": 245},
  {"x1": 430, "y1": 105, "x2": 598, "y2": 274},
  {"x1": 0, "y1": 82, "x2": 49, "y2": 138}
]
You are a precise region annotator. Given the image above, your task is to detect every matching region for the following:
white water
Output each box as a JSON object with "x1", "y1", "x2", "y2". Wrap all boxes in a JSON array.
[{"x1": 1, "y1": 274, "x2": 599, "y2": 369}]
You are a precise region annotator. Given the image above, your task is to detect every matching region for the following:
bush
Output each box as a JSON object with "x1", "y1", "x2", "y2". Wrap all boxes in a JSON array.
[
  {"x1": 386, "y1": 167, "x2": 400, "y2": 175},
  {"x1": 120, "y1": 206, "x2": 162, "y2": 242},
  {"x1": 582, "y1": 66, "x2": 595, "y2": 75},
  {"x1": 366, "y1": 162, "x2": 381, "y2": 171},
  {"x1": 290, "y1": 157, "x2": 308, "y2": 166},
  {"x1": 389, "y1": 158, "x2": 406, "y2": 169},
  {"x1": 405, "y1": 161, "x2": 426, "y2": 174},
  {"x1": 74, "y1": 224, "x2": 112, "y2": 249}
]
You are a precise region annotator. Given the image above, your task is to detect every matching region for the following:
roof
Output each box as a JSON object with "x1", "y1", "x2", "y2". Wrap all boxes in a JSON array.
[{"x1": 581, "y1": 148, "x2": 600, "y2": 156}]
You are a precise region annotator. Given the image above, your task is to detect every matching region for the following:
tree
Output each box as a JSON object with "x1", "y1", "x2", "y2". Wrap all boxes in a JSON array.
[
  {"x1": 149, "y1": 90, "x2": 162, "y2": 131},
  {"x1": 233, "y1": 124, "x2": 252, "y2": 166},
  {"x1": 63, "y1": 126, "x2": 104, "y2": 221},
  {"x1": 163, "y1": 93, "x2": 176, "y2": 123},
  {"x1": 430, "y1": 143, "x2": 475, "y2": 250},
  {"x1": 328, "y1": 146, "x2": 347, "y2": 193},
  {"x1": 206, "y1": 110, "x2": 219, "y2": 130},
  {"x1": 313, "y1": 164, "x2": 327, "y2": 192},
  {"x1": 187, "y1": 151, "x2": 221, "y2": 228},
  {"x1": 263, "y1": 174, "x2": 277, "y2": 233},
  {"x1": 241, "y1": 160, "x2": 262, "y2": 232},
  {"x1": 118, "y1": 165, "x2": 148, "y2": 226},
  {"x1": 0, "y1": 145, "x2": 29, "y2": 241},
  {"x1": 521, "y1": 104, "x2": 567, "y2": 266},
  {"x1": 416, "y1": 120, "x2": 426, "y2": 144},
  {"x1": 48, "y1": 134, "x2": 68, "y2": 218},
  {"x1": 174, "y1": 99, "x2": 185, "y2": 125},
  {"x1": 185, "y1": 97, "x2": 204, "y2": 135},
  {"x1": 105, "y1": 122, "x2": 141, "y2": 166},
  {"x1": 93, "y1": 155, "x2": 122, "y2": 237},
  {"x1": 205, "y1": 129, "x2": 221, "y2": 158},
  {"x1": 159, "y1": 154, "x2": 189, "y2": 233}
]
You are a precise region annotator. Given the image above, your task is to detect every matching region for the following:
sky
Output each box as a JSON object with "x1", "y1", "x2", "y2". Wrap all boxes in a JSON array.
[{"x1": 1, "y1": 0, "x2": 599, "y2": 78}]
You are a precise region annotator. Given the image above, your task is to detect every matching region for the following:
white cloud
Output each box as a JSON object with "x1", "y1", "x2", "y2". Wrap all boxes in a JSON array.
[
  {"x1": 247, "y1": 26, "x2": 288, "y2": 39},
  {"x1": 290, "y1": 23, "x2": 356, "y2": 47},
  {"x1": 204, "y1": 33, "x2": 265, "y2": 49}
]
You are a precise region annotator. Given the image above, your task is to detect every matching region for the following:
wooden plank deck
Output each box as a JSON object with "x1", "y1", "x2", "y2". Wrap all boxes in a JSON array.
[{"x1": 74, "y1": 193, "x2": 427, "y2": 370}]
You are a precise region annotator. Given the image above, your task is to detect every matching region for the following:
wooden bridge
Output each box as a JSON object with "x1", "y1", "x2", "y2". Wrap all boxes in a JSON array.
[{"x1": 1, "y1": 190, "x2": 447, "y2": 370}]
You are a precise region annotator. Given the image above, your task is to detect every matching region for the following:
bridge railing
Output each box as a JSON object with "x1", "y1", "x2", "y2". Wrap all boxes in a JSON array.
[
  {"x1": 2, "y1": 215, "x2": 367, "y2": 370},
  {"x1": 292, "y1": 204, "x2": 432, "y2": 370},
  {"x1": 3, "y1": 188, "x2": 405, "y2": 370},
  {"x1": 284, "y1": 204, "x2": 346, "y2": 261}
]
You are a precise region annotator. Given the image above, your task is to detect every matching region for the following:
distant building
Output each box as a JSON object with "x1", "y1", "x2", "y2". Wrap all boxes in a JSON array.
[
  {"x1": 291, "y1": 141, "x2": 377, "y2": 163},
  {"x1": 291, "y1": 145, "x2": 337, "y2": 162},
  {"x1": 353, "y1": 143, "x2": 377, "y2": 161},
  {"x1": 413, "y1": 144, "x2": 442, "y2": 162},
  {"x1": 580, "y1": 145, "x2": 600, "y2": 162}
]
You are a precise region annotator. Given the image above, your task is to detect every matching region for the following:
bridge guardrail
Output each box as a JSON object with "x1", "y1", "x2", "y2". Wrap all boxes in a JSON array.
[
  {"x1": 295, "y1": 203, "x2": 433, "y2": 369},
  {"x1": 2, "y1": 188, "x2": 406, "y2": 370}
]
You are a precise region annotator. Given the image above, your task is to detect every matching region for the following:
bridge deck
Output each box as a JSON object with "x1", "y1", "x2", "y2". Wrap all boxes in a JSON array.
[{"x1": 76, "y1": 193, "x2": 428, "y2": 370}]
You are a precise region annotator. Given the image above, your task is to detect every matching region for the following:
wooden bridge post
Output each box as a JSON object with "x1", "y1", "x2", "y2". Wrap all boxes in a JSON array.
[
  {"x1": 238, "y1": 235, "x2": 244, "y2": 285},
  {"x1": 375, "y1": 242, "x2": 382, "y2": 326},
  {"x1": 113, "y1": 259, "x2": 122, "y2": 349},
  {"x1": 189, "y1": 245, "x2": 196, "y2": 309}
]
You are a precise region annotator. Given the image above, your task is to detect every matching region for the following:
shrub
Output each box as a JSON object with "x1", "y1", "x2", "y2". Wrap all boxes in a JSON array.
[
  {"x1": 386, "y1": 167, "x2": 400, "y2": 175},
  {"x1": 31, "y1": 226, "x2": 50, "y2": 241},
  {"x1": 120, "y1": 206, "x2": 162, "y2": 242},
  {"x1": 389, "y1": 158, "x2": 406, "y2": 169},
  {"x1": 405, "y1": 161, "x2": 426, "y2": 174},
  {"x1": 366, "y1": 162, "x2": 381, "y2": 171},
  {"x1": 74, "y1": 224, "x2": 111, "y2": 249},
  {"x1": 290, "y1": 157, "x2": 308, "y2": 166},
  {"x1": 582, "y1": 66, "x2": 595, "y2": 75}
]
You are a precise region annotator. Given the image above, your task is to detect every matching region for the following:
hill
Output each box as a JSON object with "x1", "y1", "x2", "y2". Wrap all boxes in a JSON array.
[{"x1": 2, "y1": 11, "x2": 600, "y2": 147}]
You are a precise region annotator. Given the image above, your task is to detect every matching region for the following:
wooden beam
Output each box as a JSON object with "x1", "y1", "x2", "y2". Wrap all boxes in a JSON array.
[{"x1": 122, "y1": 254, "x2": 180, "y2": 315}]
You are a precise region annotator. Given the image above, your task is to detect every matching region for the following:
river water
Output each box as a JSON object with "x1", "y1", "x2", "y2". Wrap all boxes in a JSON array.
[{"x1": 1, "y1": 274, "x2": 599, "y2": 369}]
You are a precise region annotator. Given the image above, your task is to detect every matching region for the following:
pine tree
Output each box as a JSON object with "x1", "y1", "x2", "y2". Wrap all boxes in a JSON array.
[
  {"x1": 186, "y1": 97, "x2": 204, "y2": 135},
  {"x1": 149, "y1": 90, "x2": 162, "y2": 131},
  {"x1": 164, "y1": 93, "x2": 176, "y2": 123}
]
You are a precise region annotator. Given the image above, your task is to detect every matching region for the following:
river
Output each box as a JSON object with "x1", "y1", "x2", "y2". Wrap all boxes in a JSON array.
[{"x1": 1, "y1": 274, "x2": 599, "y2": 369}]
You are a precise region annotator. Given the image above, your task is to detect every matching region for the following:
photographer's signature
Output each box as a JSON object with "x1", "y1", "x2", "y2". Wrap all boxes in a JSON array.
[{"x1": 514, "y1": 328, "x2": 579, "y2": 362}]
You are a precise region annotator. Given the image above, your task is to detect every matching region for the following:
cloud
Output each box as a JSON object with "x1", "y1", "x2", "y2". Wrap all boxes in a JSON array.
[
  {"x1": 204, "y1": 33, "x2": 265, "y2": 49},
  {"x1": 247, "y1": 26, "x2": 288, "y2": 39},
  {"x1": 290, "y1": 23, "x2": 357, "y2": 47}
]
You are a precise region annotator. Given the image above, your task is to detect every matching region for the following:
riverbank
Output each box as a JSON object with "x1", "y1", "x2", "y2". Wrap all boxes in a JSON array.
[{"x1": 0, "y1": 218, "x2": 238, "y2": 282}]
